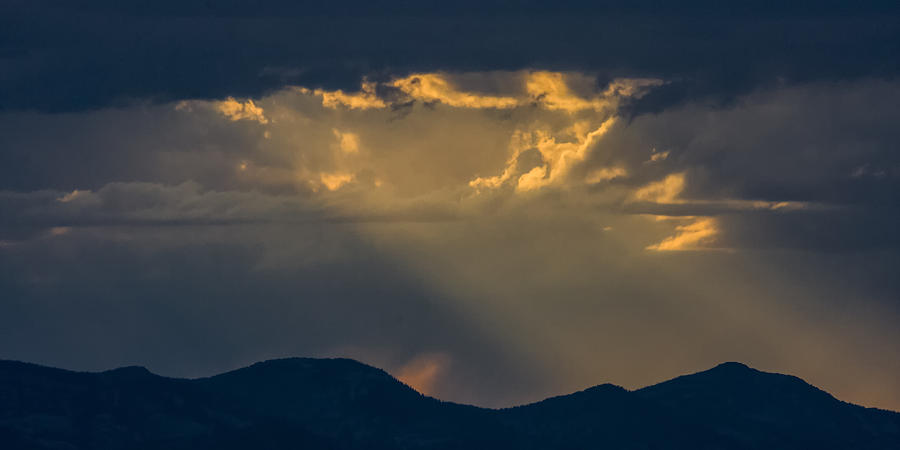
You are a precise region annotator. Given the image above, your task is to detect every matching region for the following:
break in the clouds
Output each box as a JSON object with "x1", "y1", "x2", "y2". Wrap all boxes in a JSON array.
[{"x1": 2, "y1": 2, "x2": 900, "y2": 411}]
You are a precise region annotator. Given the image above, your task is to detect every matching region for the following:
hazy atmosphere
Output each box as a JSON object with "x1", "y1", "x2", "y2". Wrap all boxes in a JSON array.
[{"x1": 2, "y1": 1, "x2": 899, "y2": 411}]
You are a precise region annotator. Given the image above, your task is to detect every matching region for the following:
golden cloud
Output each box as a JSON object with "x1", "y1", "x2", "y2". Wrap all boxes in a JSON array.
[
  {"x1": 646, "y1": 217, "x2": 719, "y2": 251},
  {"x1": 332, "y1": 129, "x2": 360, "y2": 153},
  {"x1": 392, "y1": 73, "x2": 521, "y2": 109},
  {"x1": 585, "y1": 166, "x2": 627, "y2": 184},
  {"x1": 647, "y1": 150, "x2": 670, "y2": 163},
  {"x1": 524, "y1": 71, "x2": 606, "y2": 112},
  {"x1": 303, "y1": 81, "x2": 387, "y2": 110},
  {"x1": 216, "y1": 97, "x2": 269, "y2": 123},
  {"x1": 319, "y1": 172, "x2": 355, "y2": 191},
  {"x1": 632, "y1": 173, "x2": 686, "y2": 204},
  {"x1": 300, "y1": 71, "x2": 662, "y2": 113}
]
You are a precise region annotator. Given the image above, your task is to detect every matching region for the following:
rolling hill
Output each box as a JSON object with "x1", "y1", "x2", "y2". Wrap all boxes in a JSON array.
[{"x1": 1, "y1": 358, "x2": 897, "y2": 449}]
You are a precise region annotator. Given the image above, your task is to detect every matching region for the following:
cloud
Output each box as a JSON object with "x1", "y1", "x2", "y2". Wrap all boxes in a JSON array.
[
  {"x1": 4, "y1": 75, "x2": 899, "y2": 256},
  {"x1": 646, "y1": 150, "x2": 669, "y2": 163},
  {"x1": 631, "y1": 173, "x2": 686, "y2": 204},
  {"x1": 56, "y1": 190, "x2": 85, "y2": 203},
  {"x1": 5, "y1": 2, "x2": 898, "y2": 113},
  {"x1": 585, "y1": 167, "x2": 627, "y2": 184},
  {"x1": 3, "y1": 75, "x2": 898, "y2": 254},
  {"x1": 393, "y1": 73, "x2": 521, "y2": 109},
  {"x1": 332, "y1": 129, "x2": 360, "y2": 153},
  {"x1": 469, "y1": 116, "x2": 621, "y2": 193},
  {"x1": 318, "y1": 172, "x2": 354, "y2": 191},
  {"x1": 525, "y1": 72, "x2": 661, "y2": 113},
  {"x1": 646, "y1": 217, "x2": 719, "y2": 251},
  {"x1": 303, "y1": 72, "x2": 663, "y2": 114},
  {"x1": 216, "y1": 97, "x2": 269, "y2": 124},
  {"x1": 302, "y1": 82, "x2": 387, "y2": 110}
]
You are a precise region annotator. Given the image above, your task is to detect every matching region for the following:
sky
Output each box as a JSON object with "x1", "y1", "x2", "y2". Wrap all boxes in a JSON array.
[{"x1": 1, "y1": 1, "x2": 899, "y2": 410}]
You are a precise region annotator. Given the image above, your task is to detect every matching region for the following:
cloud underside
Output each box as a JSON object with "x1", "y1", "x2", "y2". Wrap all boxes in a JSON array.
[
  {"x1": 4, "y1": 71, "x2": 897, "y2": 251},
  {"x1": 1, "y1": 70, "x2": 899, "y2": 410},
  {"x1": 4, "y1": 3, "x2": 899, "y2": 113}
]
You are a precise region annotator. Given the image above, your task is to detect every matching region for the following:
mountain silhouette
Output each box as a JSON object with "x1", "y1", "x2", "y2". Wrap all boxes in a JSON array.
[{"x1": 1, "y1": 358, "x2": 897, "y2": 449}]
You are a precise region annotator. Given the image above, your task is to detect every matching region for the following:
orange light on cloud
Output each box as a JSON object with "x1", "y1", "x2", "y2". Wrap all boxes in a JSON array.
[
  {"x1": 392, "y1": 74, "x2": 521, "y2": 109},
  {"x1": 647, "y1": 217, "x2": 719, "y2": 251},
  {"x1": 301, "y1": 71, "x2": 662, "y2": 113},
  {"x1": 332, "y1": 129, "x2": 360, "y2": 153},
  {"x1": 319, "y1": 172, "x2": 354, "y2": 191},
  {"x1": 525, "y1": 71, "x2": 606, "y2": 112},
  {"x1": 394, "y1": 353, "x2": 451, "y2": 396},
  {"x1": 216, "y1": 97, "x2": 269, "y2": 124},
  {"x1": 647, "y1": 150, "x2": 670, "y2": 163},
  {"x1": 585, "y1": 166, "x2": 627, "y2": 184},
  {"x1": 305, "y1": 81, "x2": 387, "y2": 110},
  {"x1": 57, "y1": 189, "x2": 85, "y2": 203},
  {"x1": 632, "y1": 173, "x2": 686, "y2": 204}
]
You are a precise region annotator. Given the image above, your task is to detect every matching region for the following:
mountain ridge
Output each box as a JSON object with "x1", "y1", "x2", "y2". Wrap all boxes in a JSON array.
[{"x1": 1, "y1": 357, "x2": 898, "y2": 449}]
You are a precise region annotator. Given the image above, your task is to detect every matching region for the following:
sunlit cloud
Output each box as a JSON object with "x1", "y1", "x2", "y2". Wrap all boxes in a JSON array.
[
  {"x1": 271, "y1": 71, "x2": 665, "y2": 199},
  {"x1": 646, "y1": 217, "x2": 719, "y2": 251},
  {"x1": 585, "y1": 166, "x2": 627, "y2": 184},
  {"x1": 392, "y1": 73, "x2": 521, "y2": 109},
  {"x1": 296, "y1": 71, "x2": 662, "y2": 114},
  {"x1": 301, "y1": 81, "x2": 387, "y2": 110},
  {"x1": 57, "y1": 189, "x2": 85, "y2": 203},
  {"x1": 525, "y1": 72, "x2": 663, "y2": 113},
  {"x1": 646, "y1": 149, "x2": 670, "y2": 163},
  {"x1": 525, "y1": 71, "x2": 604, "y2": 112},
  {"x1": 319, "y1": 172, "x2": 355, "y2": 191},
  {"x1": 632, "y1": 173, "x2": 686, "y2": 204},
  {"x1": 215, "y1": 97, "x2": 269, "y2": 124},
  {"x1": 471, "y1": 117, "x2": 619, "y2": 193},
  {"x1": 28, "y1": 73, "x2": 839, "y2": 258},
  {"x1": 332, "y1": 129, "x2": 360, "y2": 153}
]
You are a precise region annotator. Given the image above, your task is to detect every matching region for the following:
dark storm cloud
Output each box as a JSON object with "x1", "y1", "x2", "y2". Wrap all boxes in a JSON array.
[{"x1": 3, "y1": 1, "x2": 899, "y2": 112}]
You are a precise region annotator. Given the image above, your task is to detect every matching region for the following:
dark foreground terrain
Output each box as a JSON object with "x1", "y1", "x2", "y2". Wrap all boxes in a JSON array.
[{"x1": 1, "y1": 358, "x2": 898, "y2": 449}]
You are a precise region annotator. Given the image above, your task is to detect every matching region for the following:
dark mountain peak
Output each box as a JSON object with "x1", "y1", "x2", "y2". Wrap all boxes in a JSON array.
[
  {"x1": 686, "y1": 361, "x2": 772, "y2": 383},
  {"x1": 710, "y1": 361, "x2": 753, "y2": 371},
  {"x1": 572, "y1": 382, "x2": 630, "y2": 400},
  {"x1": 210, "y1": 356, "x2": 401, "y2": 389},
  {"x1": 199, "y1": 357, "x2": 429, "y2": 422},
  {"x1": 101, "y1": 365, "x2": 154, "y2": 379},
  {"x1": 638, "y1": 361, "x2": 831, "y2": 401},
  {"x1": 244, "y1": 356, "x2": 380, "y2": 374},
  {"x1": 584, "y1": 382, "x2": 628, "y2": 393},
  {"x1": 630, "y1": 362, "x2": 900, "y2": 449}
]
